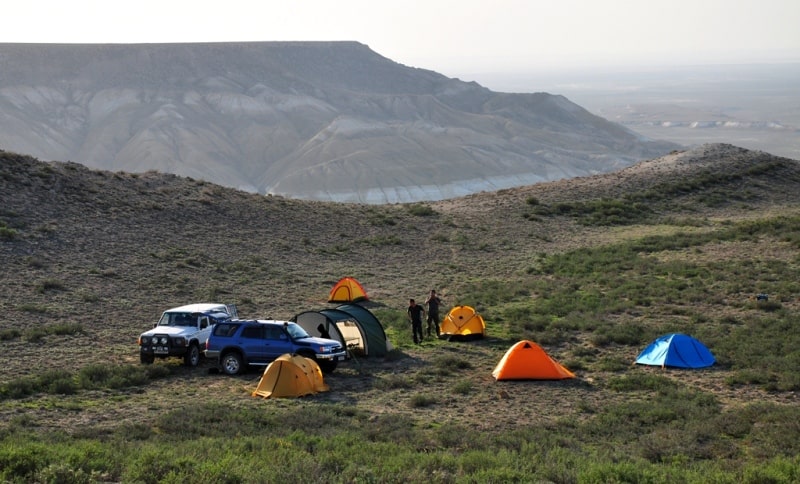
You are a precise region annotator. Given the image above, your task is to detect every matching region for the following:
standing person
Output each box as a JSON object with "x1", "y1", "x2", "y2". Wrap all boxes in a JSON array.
[
  {"x1": 425, "y1": 289, "x2": 442, "y2": 338},
  {"x1": 407, "y1": 298, "x2": 425, "y2": 344}
]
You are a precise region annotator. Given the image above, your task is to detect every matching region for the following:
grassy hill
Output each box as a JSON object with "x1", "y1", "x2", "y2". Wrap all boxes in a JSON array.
[{"x1": 1, "y1": 143, "x2": 800, "y2": 482}]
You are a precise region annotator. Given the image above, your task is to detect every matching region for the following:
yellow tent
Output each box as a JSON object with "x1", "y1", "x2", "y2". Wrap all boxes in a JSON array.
[
  {"x1": 492, "y1": 340, "x2": 575, "y2": 380},
  {"x1": 440, "y1": 305, "x2": 485, "y2": 340},
  {"x1": 252, "y1": 354, "x2": 330, "y2": 399},
  {"x1": 328, "y1": 277, "x2": 369, "y2": 303}
]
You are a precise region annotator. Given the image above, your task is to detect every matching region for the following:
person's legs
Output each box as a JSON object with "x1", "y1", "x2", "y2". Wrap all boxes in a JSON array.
[
  {"x1": 427, "y1": 313, "x2": 439, "y2": 337},
  {"x1": 413, "y1": 321, "x2": 423, "y2": 344}
]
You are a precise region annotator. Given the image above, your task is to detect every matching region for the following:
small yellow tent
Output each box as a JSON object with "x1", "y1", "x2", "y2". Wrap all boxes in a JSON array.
[
  {"x1": 328, "y1": 277, "x2": 369, "y2": 303},
  {"x1": 252, "y1": 354, "x2": 330, "y2": 399},
  {"x1": 440, "y1": 305, "x2": 485, "y2": 340},
  {"x1": 492, "y1": 340, "x2": 575, "y2": 380}
]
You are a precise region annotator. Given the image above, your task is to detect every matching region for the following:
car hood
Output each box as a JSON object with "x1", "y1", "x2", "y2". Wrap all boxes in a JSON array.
[
  {"x1": 297, "y1": 336, "x2": 341, "y2": 347},
  {"x1": 141, "y1": 326, "x2": 196, "y2": 337}
]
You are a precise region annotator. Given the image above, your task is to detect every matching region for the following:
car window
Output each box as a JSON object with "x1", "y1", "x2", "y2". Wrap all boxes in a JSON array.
[
  {"x1": 156, "y1": 313, "x2": 170, "y2": 326},
  {"x1": 213, "y1": 323, "x2": 240, "y2": 337},
  {"x1": 175, "y1": 313, "x2": 195, "y2": 326},
  {"x1": 285, "y1": 324, "x2": 309, "y2": 339},
  {"x1": 264, "y1": 326, "x2": 285, "y2": 340},
  {"x1": 241, "y1": 326, "x2": 264, "y2": 339}
]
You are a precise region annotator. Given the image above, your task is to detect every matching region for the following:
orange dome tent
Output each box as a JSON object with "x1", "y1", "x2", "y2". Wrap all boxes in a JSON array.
[
  {"x1": 440, "y1": 305, "x2": 485, "y2": 341},
  {"x1": 252, "y1": 354, "x2": 330, "y2": 399},
  {"x1": 492, "y1": 340, "x2": 575, "y2": 380},
  {"x1": 328, "y1": 277, "x2": 369, "y2": 303}
]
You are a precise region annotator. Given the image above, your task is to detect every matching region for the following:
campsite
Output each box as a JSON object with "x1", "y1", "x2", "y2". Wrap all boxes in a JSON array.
[{"x1": 1, "y1": 145, "x2": 800, "y2": 482}]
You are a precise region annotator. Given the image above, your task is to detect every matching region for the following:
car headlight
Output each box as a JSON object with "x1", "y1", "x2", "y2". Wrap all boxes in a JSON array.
[
  {"x1": 319, "y1": 346, "x2": 331, "y2": 353},
  {"x1": 140, "y1": 336, "x2": 149, "y2": 345},
  {"x1": 173, "y1": 337, "x2": 186, "y2": 346},
  {"x1": 158, "y1": 336, "x2": 168, "y2": 345}
]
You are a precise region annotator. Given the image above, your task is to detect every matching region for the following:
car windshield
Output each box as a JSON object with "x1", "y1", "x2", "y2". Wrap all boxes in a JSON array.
[
  {"x1": 157, "y1": 312, "x2": 195, "y2": 327},
  {"x1": 285, "y1": 324, "x2": 310, "y2": 340}
]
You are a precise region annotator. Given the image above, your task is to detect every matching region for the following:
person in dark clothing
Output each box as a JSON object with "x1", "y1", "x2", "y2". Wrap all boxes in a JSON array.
[
  {"x1": 317, "y1": 323, "x2": 331, "y2": 339},
  {"x1": 425, "y1": 289, "x2": 442, "y2": 337},
  {"x1": 407, "y1": 298, "x2": 426, "y2": 344}
]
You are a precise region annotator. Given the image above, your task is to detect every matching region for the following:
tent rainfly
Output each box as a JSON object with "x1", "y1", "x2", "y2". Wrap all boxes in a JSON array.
[
  {"x1": 440, "y1": 305, "x2": 485, "y2": 341},
  {"x1": 293, "y1": 304, "x2": 392, "y2": 357},
  {"x1": 328, "y1": 277, "x2": 369, "y2": 303},
  {"x1": 492, "y1": 340, "x2": 575, "y2": 380},
  {"x1": 635, "y1": 333, "x2": 716, "y2": 368},
  {"x1": 252, "y1": 354, "x2": 330, "y2": 399}
]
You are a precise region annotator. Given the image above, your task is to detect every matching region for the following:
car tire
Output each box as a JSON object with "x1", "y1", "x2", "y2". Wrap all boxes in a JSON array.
[
  {"x1": 318, "y1": 360, "x2": 337, "y2": 374},
  {"x1": 221, "y1": 352, "x2": 243, "y2": 375},
  {"x1": 184, "y1": 344, "x2": 201, "y2": 367},
  {"x1": 298, "y1": 351, "x2": 336, "y2": 374},
  {"x1": 140, "y1": 353, "x2": 154, "y2": 365}
]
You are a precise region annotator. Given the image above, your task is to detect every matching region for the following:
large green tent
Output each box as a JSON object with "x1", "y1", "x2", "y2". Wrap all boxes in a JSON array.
[{"x1": 293, "y1": 304, "x2": 391, "y2": 357}]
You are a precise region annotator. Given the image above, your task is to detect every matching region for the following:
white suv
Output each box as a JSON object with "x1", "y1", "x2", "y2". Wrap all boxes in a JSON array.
[{"x1": 138, "y1": 303, "x2": 237, "y2": 366}]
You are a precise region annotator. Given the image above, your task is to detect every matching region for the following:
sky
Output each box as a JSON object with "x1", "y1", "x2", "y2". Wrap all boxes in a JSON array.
[{"x1": 5, "y1": 0, "x2": 799, "y2": 81}]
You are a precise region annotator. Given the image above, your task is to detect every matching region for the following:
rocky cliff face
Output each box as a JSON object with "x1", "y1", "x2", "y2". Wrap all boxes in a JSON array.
[{"x1": 0, "y1": 42, "x2": 678, "y2": 202}]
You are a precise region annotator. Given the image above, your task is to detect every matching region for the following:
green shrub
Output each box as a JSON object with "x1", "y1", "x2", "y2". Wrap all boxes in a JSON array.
[
  {"x1": 375, "y1": 374, "x2": 413, "y2": 390},
  {"x1": 0, "y1": 226, "x2": 17, "y2": 240},
  {"x1": 48, "y1": 322, "x2": 84, "y2": 336},
  {"x1": 362, "y1": 235, "x2": 402, "y2": 246},
  {"x1": 36, "y1": 278, "x2": 66, "y2": 293},
  {"x1": 0, "y1": 444, "x2": 45, "y2": 482},
  {"x1": 590, "y1": 322, "x2": 648, "y2": 347},
  {"x1": 0, "y1": 328, "x2": 21, "y2": 341},
  {"x1": 18, "y1": 303, "x2": 48, "y2": 313},
  {"x1": 406, "y1": 204, "x2": 436, "y2": 216},
  {"x1": 606, "y1": 374, "x2": 678, "y2": 392},
  {"x1": 409, "y1": 393, "x2": 438, "y2": 408},
  {"x1": 24, "y1": 327, "x2": 48, "y2": 343},
  {"x1": 0, "y1": 364, "x2": 172, "y2": 401},
  {"x1": 432, "y1": 355, "x2": 473, "y2": 373},
  {"x1": 451, "y1": 380, "x2": 473, "y2": 395}
]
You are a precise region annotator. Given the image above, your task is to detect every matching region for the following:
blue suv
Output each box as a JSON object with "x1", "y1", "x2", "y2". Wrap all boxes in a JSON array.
[{"x1": 204, "y1": 319, "x2": 347, "y2": 375}]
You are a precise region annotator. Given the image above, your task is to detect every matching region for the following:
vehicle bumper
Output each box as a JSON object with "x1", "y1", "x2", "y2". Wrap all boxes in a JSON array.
[
  {"x1": 140, "y1": 345, "x2": 188, "y2": 358},
  {"x1": 204, "y1": 349, "x2": 221, "y2": 359},
  {"x1": 316, "y1": 351, "x2": 349, "y2": 362}
]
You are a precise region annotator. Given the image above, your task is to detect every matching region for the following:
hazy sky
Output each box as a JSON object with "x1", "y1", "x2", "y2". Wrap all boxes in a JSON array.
[{"x1": 5, "y1": 0, "x2": 798, "y2": 79}]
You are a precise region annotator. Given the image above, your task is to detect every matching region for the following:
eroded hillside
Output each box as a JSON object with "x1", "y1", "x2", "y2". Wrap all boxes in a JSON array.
[{"x1": 0, "y1": 42, "x2": 678, "y2": 202}]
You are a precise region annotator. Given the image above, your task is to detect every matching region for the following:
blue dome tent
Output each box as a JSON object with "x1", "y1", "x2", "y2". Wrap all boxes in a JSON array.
[{"x1": 635, "y1": 333, "x2": 715, "y2": 369}]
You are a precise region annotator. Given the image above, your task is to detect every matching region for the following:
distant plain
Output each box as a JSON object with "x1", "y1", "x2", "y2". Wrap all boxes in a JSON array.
[{"x1": 473, "y1": 62, "x2": 800, "y2": 160}]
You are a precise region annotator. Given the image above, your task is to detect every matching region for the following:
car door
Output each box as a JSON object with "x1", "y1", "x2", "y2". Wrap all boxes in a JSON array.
[
  {"x1": 263, "y1": 325, "x2": 293, "y2": 360},
  {"x1": 197, "y1": 316, "x2": 212, "y2": 342},
  {"x1": 240, "y1": 325, "x2": 270, "y2": 364}
]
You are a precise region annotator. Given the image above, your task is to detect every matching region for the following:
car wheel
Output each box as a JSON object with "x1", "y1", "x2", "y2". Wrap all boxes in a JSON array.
[
  {"x1": 184, "y1": 344, "x2": 201, "y2": 367},
  {"x1": 319, "y1": 361, "x2": 337, "y2": 374},
  {"x1": 140, "y1": 353, "x2": 154, "y2": 364},
  {"x1": 221, "y1": 352, "x2": 243, "y2": 375}
]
